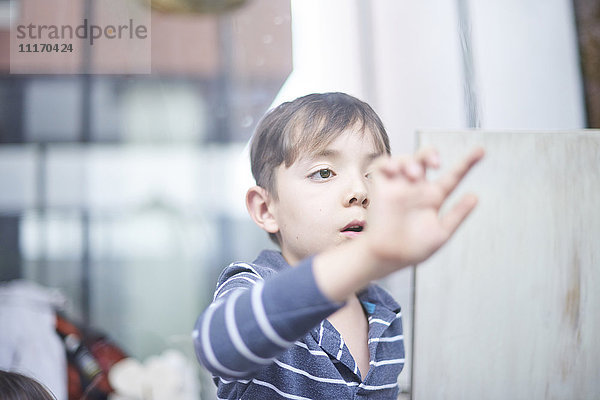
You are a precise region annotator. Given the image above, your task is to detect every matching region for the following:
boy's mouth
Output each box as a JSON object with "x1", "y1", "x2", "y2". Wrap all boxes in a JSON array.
[{"x1": 341, "y1": 220, "x2": 365, "y2": 234}]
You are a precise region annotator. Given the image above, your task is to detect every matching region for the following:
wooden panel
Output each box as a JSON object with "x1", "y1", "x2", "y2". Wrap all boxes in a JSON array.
[{"x1": 413, "y1": 131, "x2": 600, "y2": 399}]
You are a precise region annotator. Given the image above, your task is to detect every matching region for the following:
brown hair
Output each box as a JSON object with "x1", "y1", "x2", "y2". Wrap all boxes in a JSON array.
[
  {"x1": 0, "y1": 370, "x2": 56, "y2": 400},
  {"x1": 249, "y1": 92, "x2": 391, "y2": 244},
  {"x1": 250, "y1": 92, "x2": 390, "y2": 197}
]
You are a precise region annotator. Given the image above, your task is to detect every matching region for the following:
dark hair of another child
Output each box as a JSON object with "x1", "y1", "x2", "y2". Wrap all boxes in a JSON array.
[{"x1": 0, "y1": 370, "x2": 56, "y2": 400}]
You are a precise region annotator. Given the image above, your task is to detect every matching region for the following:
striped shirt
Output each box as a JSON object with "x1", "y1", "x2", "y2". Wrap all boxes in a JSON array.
[{"x1": 193, "y1": 250, "x2": 405, "y2": 399}]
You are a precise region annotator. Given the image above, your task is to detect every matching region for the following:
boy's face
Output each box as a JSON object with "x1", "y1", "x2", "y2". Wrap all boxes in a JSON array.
[{"x1": 269, "y1": 128, "x2": 382, "y2": 265}]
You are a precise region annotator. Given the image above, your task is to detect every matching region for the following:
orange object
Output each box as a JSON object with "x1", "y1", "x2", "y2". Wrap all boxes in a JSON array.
[{"x1": 55, "y1": 314, "x2": 127, "y2": 400}]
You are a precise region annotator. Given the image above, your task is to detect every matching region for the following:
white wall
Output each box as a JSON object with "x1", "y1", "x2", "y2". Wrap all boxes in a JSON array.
[
  {"x1": 273, "y1": 0, "x2": 585, "y2": 148},
  {"x1": 468, "y1": 0, "x2": 585, "y2": 130}
]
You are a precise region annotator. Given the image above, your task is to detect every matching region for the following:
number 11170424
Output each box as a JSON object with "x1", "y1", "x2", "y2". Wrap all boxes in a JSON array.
[{"x1": 18, "y1": 43, "x2": 74, "y2": 53}]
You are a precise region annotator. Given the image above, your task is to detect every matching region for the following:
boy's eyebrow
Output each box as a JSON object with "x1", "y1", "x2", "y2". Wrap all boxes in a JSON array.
[
  {"x1": 304, "y1": 149, "x2": 382, "y2": 163},
  {"x1": 366, "y1": 152, "x2": 382, "y2": 161},
  {"x1": 311, "y1": 149, "x2": 340, "y2": 160}
]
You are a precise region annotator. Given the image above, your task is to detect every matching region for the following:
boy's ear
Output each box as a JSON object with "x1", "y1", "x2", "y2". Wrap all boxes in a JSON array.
[{"x1": 246, "y1": 186, "x2": 279, "y2": 234}]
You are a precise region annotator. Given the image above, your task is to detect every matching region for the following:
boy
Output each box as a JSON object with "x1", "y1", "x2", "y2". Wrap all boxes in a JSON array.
[{"x1": 194, "y1": 92, "x2": 484, "y2": 399}]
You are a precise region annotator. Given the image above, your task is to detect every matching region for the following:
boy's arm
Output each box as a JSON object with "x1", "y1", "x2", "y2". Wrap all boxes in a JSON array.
[
  {"x1": 194, "y1": 258, "x2": 343, "y2": 379},
  {"x1": 313, "y1": 147, "x2": 485, "y2": 302}
]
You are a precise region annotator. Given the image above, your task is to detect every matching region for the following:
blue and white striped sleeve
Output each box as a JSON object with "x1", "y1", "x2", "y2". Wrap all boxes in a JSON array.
[{"x1": 193, "y1": 257, "x2": 343, "y2": 379}]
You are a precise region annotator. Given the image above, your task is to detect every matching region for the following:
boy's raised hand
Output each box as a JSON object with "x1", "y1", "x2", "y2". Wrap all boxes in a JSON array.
[
  {"x1": 313, "y1": 146, "x2": 484, "y2": 302},
  {"x1": 365, "y1": 146, "x2": 485, "y2": 276}
]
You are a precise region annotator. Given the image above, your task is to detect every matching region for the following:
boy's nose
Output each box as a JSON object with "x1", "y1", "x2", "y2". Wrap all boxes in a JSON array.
[{"x1": 345, "y1": 186, "x2": 369, "y2": 208}]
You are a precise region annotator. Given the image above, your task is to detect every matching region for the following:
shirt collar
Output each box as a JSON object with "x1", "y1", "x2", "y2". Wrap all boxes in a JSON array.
[
  {"x1": 358, "y1": 284, "x2": 401, "y2": 315},
  {"x1": 253, "y1": 249, "x2": 291, "y2": 272}
]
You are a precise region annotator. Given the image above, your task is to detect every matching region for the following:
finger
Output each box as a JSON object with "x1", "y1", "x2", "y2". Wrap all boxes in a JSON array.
[
  {"x1": 399, "y1": 157, "x2": 424, "y2": 181},
  {"x1": 373, "y1": 155, "x2": 423, "y2": 181},
  {"x1": 415, "y1": 146, "x2": 440, "y2": 169},
  {"x1": 440, "y1": 193, "x2": 479, "y2": 236},
  {"x1": 436, "y1": 146, "x2": 485, "y2": 198},
  {"x1": 371, "y1": 155, "x2": 398, "y2": 178}
]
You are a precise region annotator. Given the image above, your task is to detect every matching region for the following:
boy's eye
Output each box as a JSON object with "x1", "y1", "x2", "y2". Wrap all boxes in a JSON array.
[
  {"x1": 309, "y1": 168, "x2": 335, "y2": 180},
  {"x1": 319, "y1": 169, "x2": 332, "y2": 179}
]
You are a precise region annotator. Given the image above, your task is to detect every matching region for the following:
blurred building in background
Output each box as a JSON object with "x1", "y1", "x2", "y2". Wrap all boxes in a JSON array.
[{"x1": 0, "y1": 0, "x2": 290, "y2": 397}]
